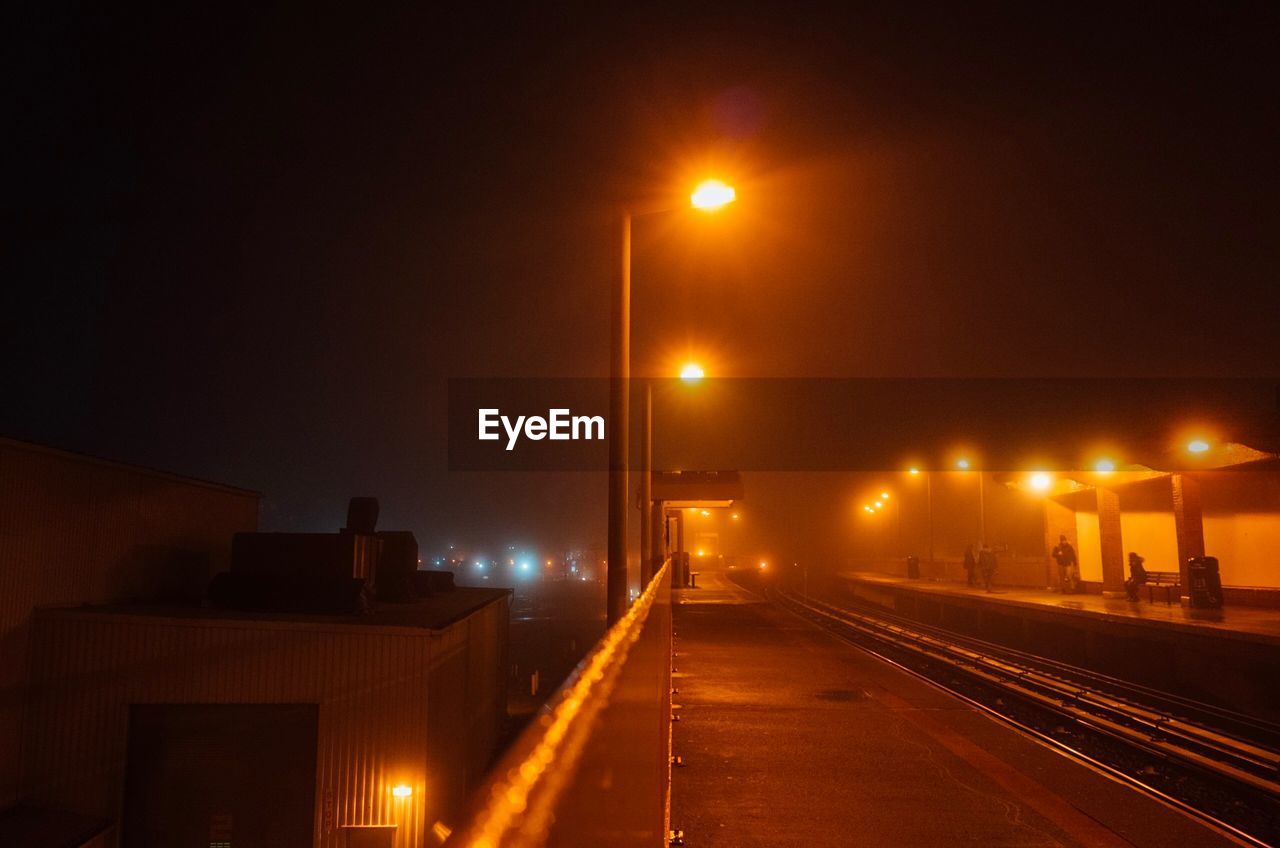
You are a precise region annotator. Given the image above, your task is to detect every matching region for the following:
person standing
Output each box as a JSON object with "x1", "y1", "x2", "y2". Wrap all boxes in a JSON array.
[
  {"x1": 1051, "y1": 535, "x2": 1080, "y2": 594},
  {"x1": 963, "y1": 544, "x2": 978, "y2": 587},
  {"x1": 1124, "y1": 552, "x2": 1148, "y2": 602},
  {"x1": 978, "y1": 543, "x2": 997, "y2": 593}
]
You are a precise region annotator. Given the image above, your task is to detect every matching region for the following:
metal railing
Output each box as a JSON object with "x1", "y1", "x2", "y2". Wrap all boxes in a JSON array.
[{"x1": 445, "y1": 562, "x2": 672, "y2": 848}]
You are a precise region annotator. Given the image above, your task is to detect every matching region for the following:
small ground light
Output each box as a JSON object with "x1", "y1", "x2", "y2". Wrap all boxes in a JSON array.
[
  {"x1": 1187, "y1": 439, "x2": 1210, "y2": 453},
  {"x1": 956, "y1": 458, "x2": 971, "y2": 470},
  {"x1": 874, "y1": 501, "x2": 883, "y2": 508},
  {"x1": 392, "y1": 784, "x2": 412, "y2": 798},
  {"x1": 908, "y1": 467, "x2": 920, "y2": 475},
  {"x1": 700, "y1": 509, "x2": 710, "y2": 516},
  {"x1": 880, "y1": 492, "x2": 890, "y2": 499},
  {"x1": 731, "y1": 513, "x2": 739, "y2": 520},
  {"x1": 1029, "y1": 472, "x2": 1053, "y2": 491},
  {"x1": 759, "y1": 561, "x2": 767, "y2": 570}
]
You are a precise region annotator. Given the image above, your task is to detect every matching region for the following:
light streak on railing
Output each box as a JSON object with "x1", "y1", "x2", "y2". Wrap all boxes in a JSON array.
[{"x1": 447, "y1": 562, "x2": 671, "y2": 848}]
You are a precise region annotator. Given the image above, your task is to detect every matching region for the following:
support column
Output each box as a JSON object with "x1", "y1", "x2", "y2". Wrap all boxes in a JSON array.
[
  {"x1": 650, "y1": 499, "x2": 665, "y2": 576},
  {"x1": 1096, "y1": 487, "x2": 1126, "y2": 598},
  {"x1": 1171, "y1": 473, "x2": 1205, "y2": 605},
  {"x1": 1043, "y1": 497, "x2": 1078, "y2": 591}
]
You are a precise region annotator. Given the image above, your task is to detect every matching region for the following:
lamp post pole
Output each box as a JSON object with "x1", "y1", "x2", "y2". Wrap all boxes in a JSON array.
[
  {"x1": 607, "y1": 180, "x2": 734, "y2": 625},
  {"x1": 927, "y1": 471, "x2": 935, "y2": 568},
  {"x1": 640, "y1": 381, "x2": 654, "y2": 588},
  {"x1": 607, "y1": 211, "x2": 631, "y2": 626}
]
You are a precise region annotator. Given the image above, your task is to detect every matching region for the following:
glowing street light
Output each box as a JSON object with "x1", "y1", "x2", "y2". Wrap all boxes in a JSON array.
[
  {"x1": 1187, "y1": 439, "x2": 1210, "y2": 454},
  {"x1": 690, "y1": 179, "x2": 736, "y2": 211},
  {"x1": 1094, "y1": 458, "x2": 1116, "y2": 473},
  {"x1": 955, "y1": 458, "x2": 971, "y2": 470},
  {"x1": 908, "y1": 467, "x2": 920, "y2": 475},
  {"x1": 1028, "y1": 472, "x2": 1053, "y2": 492},
  {"x1": 391, "y1": 784, "x2": 413, "y2": 799},
  {"x1": 680, "y1": 362, "x2": 705, "y2": 383},
  {"x1": 879, "y1": 492, "x2": 890, "y2": 499}
]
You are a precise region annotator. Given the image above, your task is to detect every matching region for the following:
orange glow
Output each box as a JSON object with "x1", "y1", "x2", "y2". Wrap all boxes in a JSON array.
[
  {"x1": 690, "y1": 179, "x2": 736, "y2": 210},
  {"x1": 955, "y1": 458, "x2": 971, "y2": 470},
  {"x1": 700, "y1": 509, "x2": 710, "y2": 516},
  {"x1": 879, "y1": 492, "x2": 890, "y2": 499},
  {"x1": 731, "y1": 513, "x2": 740, "y2": 520},
  {"x1": 460, "y1": 562, "x2": 670, "y2": 847},
  {"x1": 1028, "y1": 472, "x2": 1053, "y2": 491},
  {"x1": 392, "y1": 784, "x2": 413, "y2": 798},
  {"x1": 680, "y1": 362, "x2": 705, "y2": 383},
  {"x1": 908, "y1": 467, "x2": 920, "y2": 475},
  {"x1": 1094, "y1": 458, "x2": 1116, "y2": 473},
  {"x1": 1187, "y1": 439, "x2": 1210, "y2": 454}
]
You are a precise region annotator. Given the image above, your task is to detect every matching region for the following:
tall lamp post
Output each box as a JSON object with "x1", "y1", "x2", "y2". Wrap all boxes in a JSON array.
[{"x1": 608, "y1": 181, "x2": 735, "y2": 625}]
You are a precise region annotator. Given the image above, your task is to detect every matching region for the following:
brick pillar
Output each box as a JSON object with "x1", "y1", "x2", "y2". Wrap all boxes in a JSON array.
[
  {"x1": 1095, "y1": 486, "x2": 1126, "y2": 598},
  {"x1": 1170, "y1": 473, "x2": 1205, "y2": 605}
]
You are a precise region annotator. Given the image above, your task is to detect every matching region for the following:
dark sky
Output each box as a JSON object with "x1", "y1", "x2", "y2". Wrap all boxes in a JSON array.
[{"x1": 6, "y1": 3, "x2": 1279, "y2": 555}]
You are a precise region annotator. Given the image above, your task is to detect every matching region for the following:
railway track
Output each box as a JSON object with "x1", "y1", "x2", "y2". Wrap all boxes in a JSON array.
[{"x1": 769, "y1": 585, "x2": 1280, "y2": 847}]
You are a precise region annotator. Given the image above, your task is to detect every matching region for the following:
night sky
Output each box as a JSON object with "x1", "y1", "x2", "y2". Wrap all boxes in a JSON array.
[{"x1": 6, "y1": 4, "x2": 1279, "y2": 556}]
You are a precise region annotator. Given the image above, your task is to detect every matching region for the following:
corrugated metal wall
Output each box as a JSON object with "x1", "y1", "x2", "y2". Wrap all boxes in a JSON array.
[
  {"x1": 24, "y1": 604, "x2": 507, "y2": 848},
  {"x1": 0, "y1": 438, "x2": 259, "y2": 808}
]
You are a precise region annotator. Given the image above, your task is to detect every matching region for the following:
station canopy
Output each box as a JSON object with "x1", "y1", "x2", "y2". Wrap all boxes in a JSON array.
[{"x1": 647, "y1": 470, "x2": 743, "y2": 509}]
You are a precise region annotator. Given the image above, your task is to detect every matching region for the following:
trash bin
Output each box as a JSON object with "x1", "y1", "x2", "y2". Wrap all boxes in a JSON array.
[
  {"x1": 1187, "y1": 556, "x2": 1223, "y2": 609},
  {"x1": 906, "y1": 554, "x2": 920, "y2": 580}
]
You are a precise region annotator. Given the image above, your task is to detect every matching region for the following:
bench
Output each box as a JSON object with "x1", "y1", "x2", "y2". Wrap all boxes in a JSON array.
[{"x1": 1141, "y1": 571, "x2": 1181, "y2": 605}]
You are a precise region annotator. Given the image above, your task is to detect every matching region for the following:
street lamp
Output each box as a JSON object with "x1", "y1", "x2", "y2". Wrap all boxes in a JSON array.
[
  {"x1": 680, "y1": 362, "x2": 705, "y2": 382},
  {"x1": 609, "y1": 181, "x2": 735, "y2": 624}
]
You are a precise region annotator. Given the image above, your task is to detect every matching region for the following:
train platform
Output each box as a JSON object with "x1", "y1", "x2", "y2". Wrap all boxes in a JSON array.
[
  {"x1": 838, "y1": 570, "x2": 1280, "y2": 646},
  {"x1": 669, "y1": 568, "x2": 1239, "y2": 847}
]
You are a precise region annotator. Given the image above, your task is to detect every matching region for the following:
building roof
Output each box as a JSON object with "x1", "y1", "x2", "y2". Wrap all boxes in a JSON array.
[
  {"x1": 1, "y1": 435, "x2": 260, "y2": 497},
  {"x1": 40, "y1": 585, "x2": 511, "y2": 634}
]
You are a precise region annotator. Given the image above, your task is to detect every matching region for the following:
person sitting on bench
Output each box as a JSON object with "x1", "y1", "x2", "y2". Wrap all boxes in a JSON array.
[{"x1": 1124, "y1": 552, "x2": 1147, "y2": 601}]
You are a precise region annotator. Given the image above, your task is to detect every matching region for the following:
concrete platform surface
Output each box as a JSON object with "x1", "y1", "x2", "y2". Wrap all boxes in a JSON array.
[
  {"x1": 841, "y1": 571, "x2": 1280, "y2": 646},
  {"x1": 670, "y1": 568, "x2": 1239, "y2": 848}
]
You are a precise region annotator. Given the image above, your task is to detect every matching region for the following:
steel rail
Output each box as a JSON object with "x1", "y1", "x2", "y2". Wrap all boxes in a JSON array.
[
  {"x1": 789, "y1": 590, "x2": 1280, "y2": 788},
  {"x1": 769, "y1": 586, "x2": 1280, "y2": 846},
  {"x1": 765, "y1": 586, "x2": 1272, "y2": 848}
]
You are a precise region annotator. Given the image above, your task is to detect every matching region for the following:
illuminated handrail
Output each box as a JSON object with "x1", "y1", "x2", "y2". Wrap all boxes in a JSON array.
[{"x1": 445, "y1": 561, "x2": 672, "y2": 848}]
